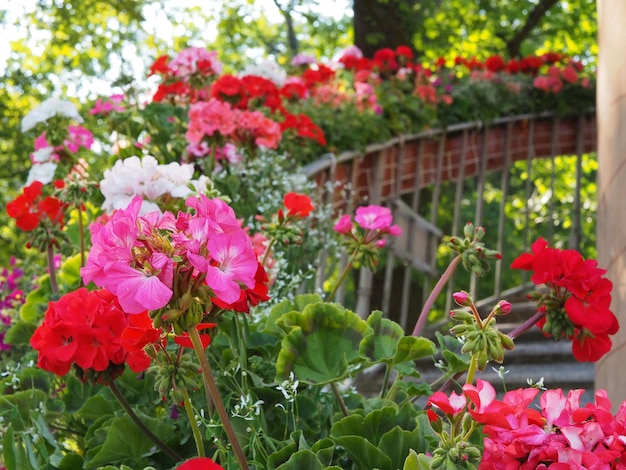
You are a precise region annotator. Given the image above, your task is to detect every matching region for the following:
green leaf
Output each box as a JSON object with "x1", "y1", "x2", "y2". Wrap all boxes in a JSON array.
[
  {"x1": 378, "y1": 426, "x2": 423, "y2": 470},
  {"x1": 311, "y1": 438, "x2": 335, "y2": 466},
  {"x1": 268, "y1": 442, "x2": 298, "y2": 468},
  {"x1": 3, "y1": 425, "x2": 16, "y2": 470},
  {"x1": 84, "y1": 413, "x2": 176, "y2": 468},
  {"x1": 275, "y1": 302, "x2": 372, "y2": 384},
  {"x1": 402, "y1": 450, "x2": 432, "y2": 470},
  {"x1": 19, "y1": 276, "x2": 52, "y2": 322},
  {"x1": 57, "y1": 253, "x2": 83, "y2": 288},
  {"x1": 0, "y1": 389, "x2": 48, "y2": 432},
  {"x1": 333, "y1": 436, "x2": 392, "y2": 470},
  {"x1": 57, "y1": 452, "x2": 85, "y2": 469},
  {"x1": 390, "y1": 336, "x2": 437, "y2": 367},
  {"x1": 76, "y1": 395, "x2": 120, "y2": 421},
  {"x1": 3, "y1": 322, "x2": 37, "y2": 346},
  {"x1": 358, "y1": 310, "x2": 404, "y2": 363},
  {"x1": 268, "y1": 294, "x2": 324, "y2": 334},
  {"x1": 276, "y1": 449, "x2": 326, "y2": 470}
]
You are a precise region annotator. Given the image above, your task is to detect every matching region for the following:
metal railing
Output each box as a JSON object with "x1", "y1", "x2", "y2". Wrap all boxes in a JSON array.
[{"x1": 304, "y1": 111, "x2": 597, "y2": 332}]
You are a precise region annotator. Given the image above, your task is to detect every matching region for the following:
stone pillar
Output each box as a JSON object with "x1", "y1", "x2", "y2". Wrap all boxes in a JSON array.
[{"x1": 595, "y1": 0, "x2": 626, "y2": 405}]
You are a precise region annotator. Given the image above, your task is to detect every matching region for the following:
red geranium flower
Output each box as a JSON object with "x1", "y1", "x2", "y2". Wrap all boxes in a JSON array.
[
  {"x1": 7, "y1": 181, "x2": 66, "y2": 231},
  {"x1": 177, "y1": 457, "x2": 224, "y2": 470},
  {"x1": 174, "y1": 323, "x2": 217, "y2": 349},
  {"x1": 283, "y1": 192, "x2": 314, "y2": 218},
  {"x1": 30, "y1": 288, "x2": 131, "y2": 376}
]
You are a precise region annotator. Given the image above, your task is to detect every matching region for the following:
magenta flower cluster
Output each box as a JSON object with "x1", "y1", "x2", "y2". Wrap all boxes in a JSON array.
[
  {"x1": 81, "y1": 194, "x2": 259, "y2": 314},
  {"x1": 333, "y1": 205, "x2": 402, "y2": 247},
  {"x1": 430, "y1": 379, "x2": 626, "y2": 469},
  {"x1": 0, "y1": 258, "x2": 26, "y2": 350}
]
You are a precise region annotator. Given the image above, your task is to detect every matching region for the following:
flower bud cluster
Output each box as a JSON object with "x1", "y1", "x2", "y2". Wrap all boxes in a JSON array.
[
  {"x1": 449, "y1": 291, "x2": 514, "y2": 371},
  {"x1": 446, "y1": 222, "x2": 501, "y2": 276}
]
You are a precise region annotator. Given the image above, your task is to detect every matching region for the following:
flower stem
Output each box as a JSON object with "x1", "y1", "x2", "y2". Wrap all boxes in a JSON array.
[
  {"x1": 507, "y1": 309, "x2": 547, "y2": 340},
  {"x1": 465, "y1": 356, "x2": 478, "y2": 385},
  {"x1": 108, "y1": 381, "x2": 182, "y2": 462},
  {"x1": 412, "y1": 254, "x2": 462, "y2": 336},
  {"x1": 77, "y1": 204, "x2": 85, "y2": 271},
  {"x1": 47, "y1": 243, "x2": 59, "y2": 296},
  {"x1": 327, "y1": 247, "x2": 359, "y2": 302},
  {"x1": 261, "y1": 238, "x2": 276, "y2": 268},
  {"x1": 380, "y1": 364, "x2": 392, "y2": 399},
  {"x1": 188, "y1": 326, "x2": 249, "y2": 470},
  {"x1": 330, "y1": 382, "x2": 349, "y2": 417},
  {"x1": 181, "y1": 387, "x2": 205, "y2": 458}
]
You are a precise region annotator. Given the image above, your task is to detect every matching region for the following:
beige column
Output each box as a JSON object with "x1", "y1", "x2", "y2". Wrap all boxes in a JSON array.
[{"x1": 595, "y1": 0, "x2": 626, "y2": 405}]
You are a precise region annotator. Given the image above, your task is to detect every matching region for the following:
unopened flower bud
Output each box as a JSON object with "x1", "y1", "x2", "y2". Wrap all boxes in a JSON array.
[
  {"x1": 453, "y1": 290, "x2": 473, "y2": 307},
  {"x1": 463, "y1": 222, "x2": 474, "y2": 239},
  {"x1": 494, "y1": 300, "x2": 512, "y2": 315}
]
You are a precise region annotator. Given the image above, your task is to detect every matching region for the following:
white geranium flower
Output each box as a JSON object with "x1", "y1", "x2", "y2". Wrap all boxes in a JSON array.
[
  {"x1": 21, "y1": 97, "x2": 84, "y2": 133},
  {"x1": 31, "y1": 147, "x2": 55, "y2": 163},
  {"x1": 25, "y1": 162, "x2": 58, "y2": 186},
  {"x1": 241, "y1": 59, "x2": 287, "y2": 87}
]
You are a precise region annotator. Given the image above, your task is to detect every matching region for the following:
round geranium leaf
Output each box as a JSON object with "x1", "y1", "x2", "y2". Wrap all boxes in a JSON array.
[
  {"x1": 275, "y1": 302, "x2": 372, "y2": 384},
  {"x1": 359, "y1": 310, "x2": 405, "y2": 363}
]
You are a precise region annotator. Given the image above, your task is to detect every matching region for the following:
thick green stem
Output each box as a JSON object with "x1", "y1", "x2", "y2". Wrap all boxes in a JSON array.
[
  {"x1": 181, "y1": 387, "x2": 205, "y2": 458},
  {"x1": 188, "y1": 327, "x2": 249, "y2": 470},
  {"x1": 465, "y1": 355, "x2": 478, "y2": 386},
  {"x1": 47, "y1": 243, "x2": 59, "y2": 296},
  {"x1": 330, "y1": 382, "x2": 349, "y2": 417},
  {"x1": 108, "y1": 381, "x2": 182, "y2": 462},
  {"x1": 412, "y1": 254, "x2": 462, "y2": 337}
]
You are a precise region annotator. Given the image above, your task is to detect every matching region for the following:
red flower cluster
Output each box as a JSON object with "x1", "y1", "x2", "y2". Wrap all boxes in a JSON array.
[
  {"x1": 511, "y1": 238, "x2": 618, "y2": 362},
  {"x1": 7, "y1": 181, "x2": 66, "y2": 231},
  {"x1": 30, "y1": 288, "x2": 149, "y2": 378},
  {"x1": 458, "y1": 379, "x2": 626, "y2": 469}
]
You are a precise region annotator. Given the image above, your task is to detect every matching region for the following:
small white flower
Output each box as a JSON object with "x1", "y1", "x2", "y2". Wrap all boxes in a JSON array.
[
  {"x1": 21, "y1": 97, "x2": 83, "y2": 132},
  {"x1": 527, "y1": 377, "x2": 546, "y2": 390},
  {"x1": 26, "y1": 162, "x2": 58, "y2": 186},
  {"x1": 276, "y1": 371, "x2": 299, "y2": 402}
]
